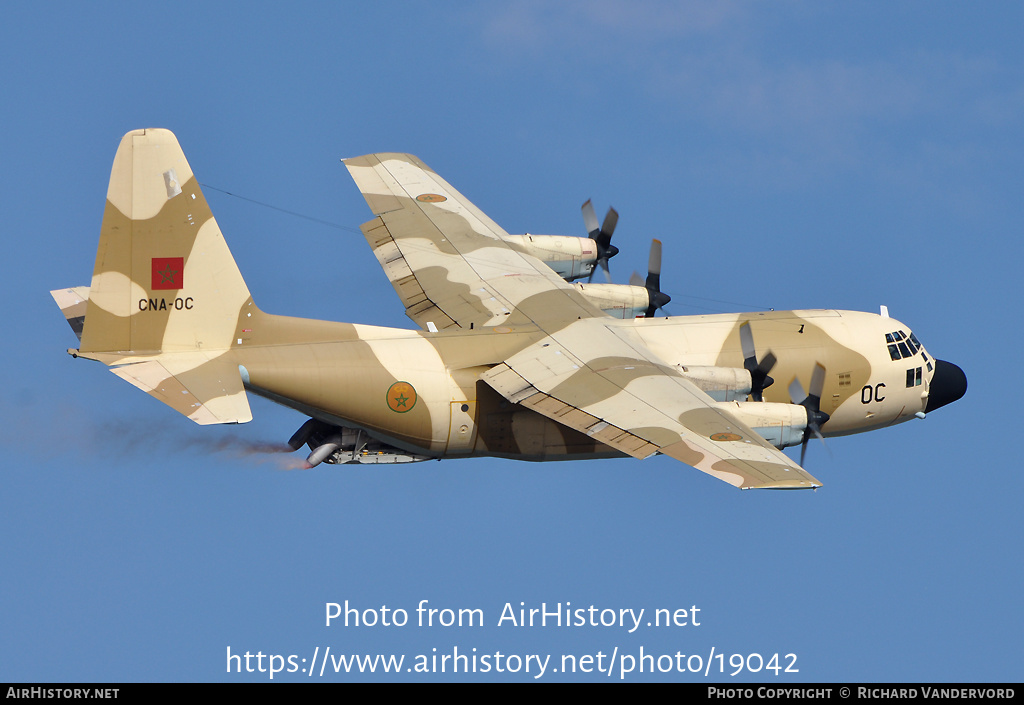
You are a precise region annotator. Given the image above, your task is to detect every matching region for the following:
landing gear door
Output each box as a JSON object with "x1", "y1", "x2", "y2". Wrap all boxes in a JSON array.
[{"x1": 447, "y1": 401, "x2": 478, "y2": 454}]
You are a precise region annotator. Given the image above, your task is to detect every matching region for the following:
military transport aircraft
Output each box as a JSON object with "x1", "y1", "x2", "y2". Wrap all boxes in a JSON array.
[{"x1": 51, "y1": 129, "x2": 967, "y2": 490}]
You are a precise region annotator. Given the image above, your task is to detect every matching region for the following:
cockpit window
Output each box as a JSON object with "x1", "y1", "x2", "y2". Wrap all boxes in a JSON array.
[{"x1": 885, "y1": 330, "x2": 924, "y2": 361}]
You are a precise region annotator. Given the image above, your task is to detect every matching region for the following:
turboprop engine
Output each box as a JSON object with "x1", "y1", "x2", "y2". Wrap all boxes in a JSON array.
[
  {"x1": 572, "y1": 239, "x2": 673, "y2": 318},
  {"x1": 571, "y1": 282, "x2": 651, "y2": 319},
  {"x1": 505, "y1": 199, "x2": 621, "y2": 282},
  {"x1": 713, "y1": 401, "x2": 814, "y2": 450},
  {"x1": 677, "y1": 366, "x2": 753, "y2": 402},
  {"x1": 503, "y1": 234, "x2": 600, "y2": 282}
]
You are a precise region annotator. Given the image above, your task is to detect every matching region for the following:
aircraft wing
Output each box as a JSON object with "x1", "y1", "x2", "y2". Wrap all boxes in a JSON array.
[
  {"x1": 343, "y1": 153, "x2": 604, "y2": 330},
  {"x1": 345, "y1": 153, "x2": 821, "y2": 489},
  {"x1": 482, "y1": 321, "x2": 821, "y2": 489}
]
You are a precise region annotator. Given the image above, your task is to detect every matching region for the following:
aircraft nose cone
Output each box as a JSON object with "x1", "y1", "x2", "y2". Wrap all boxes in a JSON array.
[{"x1": 926, "y1": 360, "x2": 967, "y2": 413}]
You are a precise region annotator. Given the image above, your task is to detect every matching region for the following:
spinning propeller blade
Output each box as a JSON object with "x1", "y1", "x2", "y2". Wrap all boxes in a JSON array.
[
  {"x1": 789, "y1": 363, "x2": 830, "y2": 466},
  {"x1": 739, "y1": 322, "x2": 777, "y2": 402},
  {"x1": 582, "y1": 199, "x2": 619, "y2": 282}
]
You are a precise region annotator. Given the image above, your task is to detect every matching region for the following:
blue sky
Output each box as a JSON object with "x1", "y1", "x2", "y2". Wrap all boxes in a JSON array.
[{"x1": 1, "y1": 1, "x2": 1019, "y2": 682}]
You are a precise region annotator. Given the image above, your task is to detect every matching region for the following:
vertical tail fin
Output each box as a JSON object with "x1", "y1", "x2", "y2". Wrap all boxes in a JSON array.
[
  {"x1": 79, "y1": 128, "x2": 254, "y2": 357},
  {"x1": 60, "y1": 129, "x2": 256, "y2": 424}
]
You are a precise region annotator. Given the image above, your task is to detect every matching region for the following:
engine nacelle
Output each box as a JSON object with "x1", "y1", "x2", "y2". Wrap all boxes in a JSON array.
[
  {"x1": 504, "y1": 234, "x2": 597, "y2": 281},
  {"x1": 678, "y1": 366, "x2": 752, "y2": 402},
  {"x1": 713, "y1": 401, "x2": 810, "y2": 449},
  {"x1": 572, "y1": 282, "x2": 650, "y2": 319}
]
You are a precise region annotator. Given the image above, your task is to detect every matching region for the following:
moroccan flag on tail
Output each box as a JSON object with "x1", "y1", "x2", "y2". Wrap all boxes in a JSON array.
[{"x1": 151, "y1": 257, "x2": 184, "y2": 290}]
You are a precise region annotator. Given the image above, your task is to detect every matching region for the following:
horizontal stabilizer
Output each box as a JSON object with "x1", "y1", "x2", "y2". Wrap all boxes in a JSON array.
[
  {"x1": 110, "y1": 354, "x2": 251, "y2": 425},
  {"x1": 50, "y1": 287, "x2": 90, "y2": 342}
]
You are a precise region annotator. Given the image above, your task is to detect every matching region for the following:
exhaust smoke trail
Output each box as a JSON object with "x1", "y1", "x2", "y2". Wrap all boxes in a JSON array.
[
  {"x1": 102, "y1": 420, "x2": 318, "y2": 470},
  {"x1": 1, "y1": 401, "x2": 317, "y2": 471}
]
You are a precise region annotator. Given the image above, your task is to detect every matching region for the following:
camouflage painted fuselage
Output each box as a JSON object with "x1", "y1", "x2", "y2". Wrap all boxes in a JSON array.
[
  {"x1": 52, "y1": 129, "x2": 966, "y2": 489},
  {"x1": 208, "y1": 304, "x2": 938, "y2": 461}
]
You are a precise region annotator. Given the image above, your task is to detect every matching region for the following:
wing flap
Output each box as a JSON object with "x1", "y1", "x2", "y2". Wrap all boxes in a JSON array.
[{"x1": 360, "y1": 217, "x2": 461, "y2": 330}]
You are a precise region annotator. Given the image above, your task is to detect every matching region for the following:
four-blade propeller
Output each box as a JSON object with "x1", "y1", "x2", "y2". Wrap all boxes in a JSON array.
[
  {"x1": 739, "y1": 322, "x2": 777, "y2": 402},
  {"x1": 788, "y1": 363, "x2": 831, "y2": 466},
  {"x1": 582, "y1": 199, "x2": 619, "y2": 282},
  {"x1": 629, "y1": 240, "x2": 672, "y2": 317}
]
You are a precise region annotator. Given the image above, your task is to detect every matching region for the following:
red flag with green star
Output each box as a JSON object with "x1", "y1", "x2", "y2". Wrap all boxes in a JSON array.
[{"x1": 151, "y1": 257, "x2": 184, "y2": 290}]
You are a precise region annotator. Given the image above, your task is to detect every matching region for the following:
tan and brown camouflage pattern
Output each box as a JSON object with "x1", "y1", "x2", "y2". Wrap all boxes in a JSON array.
[{"x1": 52, "y1": 130, "x2": 951, "y2": 490}]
